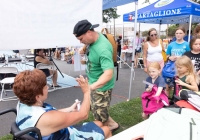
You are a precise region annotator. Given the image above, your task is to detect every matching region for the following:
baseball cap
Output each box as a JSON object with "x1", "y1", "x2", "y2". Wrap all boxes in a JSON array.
[{"x1": 73, "y1": 20, "x2": 99, "y2": 37}]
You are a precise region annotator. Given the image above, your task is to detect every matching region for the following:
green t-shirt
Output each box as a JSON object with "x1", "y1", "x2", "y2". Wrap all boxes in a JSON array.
[{"x1": 86, "y1": 33, "x2": 115, "y2": 91}]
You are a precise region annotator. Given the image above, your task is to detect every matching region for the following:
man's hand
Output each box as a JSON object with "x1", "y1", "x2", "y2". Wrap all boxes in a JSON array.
[{"x1": 79, "y1": 46, "x2": 85, "y2": 54}]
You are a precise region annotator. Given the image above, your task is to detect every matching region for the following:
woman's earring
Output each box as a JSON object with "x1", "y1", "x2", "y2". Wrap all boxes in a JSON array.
[{"x1": 38, "y1": 100, "x2": 42, "y2": 106}]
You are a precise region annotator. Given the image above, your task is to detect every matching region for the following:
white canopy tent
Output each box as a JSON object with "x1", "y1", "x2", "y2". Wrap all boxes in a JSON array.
[
  {"x1": 0, "y1": 0, "x2": 139, "y2": 100},
  {"x1": 0, "y1": 0, "x2": 102, "y2": 50}
]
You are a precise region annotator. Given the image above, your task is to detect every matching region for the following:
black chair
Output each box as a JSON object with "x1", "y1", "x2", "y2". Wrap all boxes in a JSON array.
[
  {"x1": 0, "y1": 108, "x2": 42, "y2": 140},
  {"x1": 0, "y1": 108, "x2": 93, "y2": 140}
]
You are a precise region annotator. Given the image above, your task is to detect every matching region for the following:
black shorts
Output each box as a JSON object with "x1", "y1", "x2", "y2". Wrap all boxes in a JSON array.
[
  {"x1": 40, "y1": 69, "x2": 50, "y2": 77},
  {"x1": 51, "y1": 48, "x2": 56, "y2": 52},
  {"x1": 135, "y1": 48, "x2": 142, "y2": 55}
]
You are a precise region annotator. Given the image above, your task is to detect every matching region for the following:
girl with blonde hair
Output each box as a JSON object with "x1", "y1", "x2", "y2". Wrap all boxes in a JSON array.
[
  {"x1": 175, "y1": 56, "x2": 199, "y2": 92},
  {"x1": 142, "y1": 62, "x2": 166, "y2": 119}
]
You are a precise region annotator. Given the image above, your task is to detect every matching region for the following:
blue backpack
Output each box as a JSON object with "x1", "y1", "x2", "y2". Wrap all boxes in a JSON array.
[{"x1": 162, "y1": 61, "x2": 176, "y2": 84}]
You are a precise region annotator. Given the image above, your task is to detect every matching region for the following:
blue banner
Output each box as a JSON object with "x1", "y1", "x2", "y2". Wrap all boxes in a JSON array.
[
  {"x1": 103, "y1": 0, "x2": 138, "y2": 10},
  {"x1": 123, "y1": 0, "x2": 200, "y2": 24}
]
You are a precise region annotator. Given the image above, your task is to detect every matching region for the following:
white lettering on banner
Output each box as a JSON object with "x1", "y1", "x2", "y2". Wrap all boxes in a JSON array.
[
  {"x1": 154, "y1": 11, "x2": 158, "y2": 17},
  {"x1": 138, "y1": 8, "x2": 181, "y2": 19},
  {"x1": 195, "y1": 8, "x2": 200, "y2": 11}
]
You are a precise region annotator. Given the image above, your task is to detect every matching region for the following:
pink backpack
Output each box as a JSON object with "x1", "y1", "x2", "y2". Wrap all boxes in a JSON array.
[{"x1": 141, "y1": 85, "x2": 169, "y2": 115}]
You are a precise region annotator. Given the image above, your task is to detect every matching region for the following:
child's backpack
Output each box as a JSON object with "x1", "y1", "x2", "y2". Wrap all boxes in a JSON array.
[
  {"x1": 141, "y1": 85, "x2": 169, "y2": 115},
  {"x1": 162, "y1": 61, "x2": 176, "y2": 84}
]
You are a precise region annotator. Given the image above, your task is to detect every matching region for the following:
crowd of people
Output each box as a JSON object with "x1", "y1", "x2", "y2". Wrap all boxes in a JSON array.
[
  {"x1": 11, "y1": 20, "x2": 200, "y2": 139},
  {"x1": 115, "y1": 24, "x2": 200, "y2": 120}
]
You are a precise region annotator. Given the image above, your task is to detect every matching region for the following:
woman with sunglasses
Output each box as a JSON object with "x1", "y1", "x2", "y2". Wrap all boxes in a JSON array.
[{"x1": 143, "y1": 28, "x2": 165, "y2": 73}]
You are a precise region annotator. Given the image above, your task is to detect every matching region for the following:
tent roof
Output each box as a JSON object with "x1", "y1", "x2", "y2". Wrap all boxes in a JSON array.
[
  {"x1": 103, "y1": 0, "x2": 138, "y2": 10},
  {"x1": 123, "y1": 0, "x2": 200, "y2": 24}
]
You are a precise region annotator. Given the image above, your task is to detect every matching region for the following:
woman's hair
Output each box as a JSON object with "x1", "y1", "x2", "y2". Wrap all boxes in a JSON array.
[
  {"x1": 175, "y1": 56, "x2": 199, "y2": 84},
  {"x1": 189, "y1": 35, "x2": 200, "y2": 50},
  {"x1": 146, "y1": 28, "x2": 157, "y2": 41},
  {"x1": 193, "y1": 25, "x2": 200, "y2": 35},
  {"x1": 13, "y1": 69, "x2": 47, "y2": 106},
  {"x1": 175, "y1": 27, "x2": 186, "y2": 34},
  {"x1": 34, "y1": 49, "x2": 43, "y2": 56},
  {"x1": 148, "y1": 62, "x2": 161, "y2": 71}
]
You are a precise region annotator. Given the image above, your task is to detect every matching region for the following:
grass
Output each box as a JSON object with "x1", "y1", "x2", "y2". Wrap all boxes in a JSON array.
[{"x1": 0, "y1": 98, "x2": 143, "y2": 139}]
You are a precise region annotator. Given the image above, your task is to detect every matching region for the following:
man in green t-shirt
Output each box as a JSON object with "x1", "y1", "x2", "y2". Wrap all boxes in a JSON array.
[{"x1": 73, "y1": 20, "x2": 119, "y2": 132}]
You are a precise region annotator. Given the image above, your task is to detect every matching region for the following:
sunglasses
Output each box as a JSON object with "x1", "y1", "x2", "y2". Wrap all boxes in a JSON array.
[{"x1": 150, "y1": 34, "x2": 157, "y2": 37}]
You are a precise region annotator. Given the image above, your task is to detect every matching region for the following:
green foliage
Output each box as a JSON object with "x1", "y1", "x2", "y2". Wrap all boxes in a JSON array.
[
  {"x1": 142, "y1": 30, "x2": 149, "y2": 37},
  {"x1": 81, "y1": 98, "x2": 143, "y2": 135},
  {"x1": 103, "y1": 8, "x2": 120, "y2": 23},
  {"x1": 160, "y1": 35, "x2": 166, "y2": 40},
  {"x1": 167, "y1": 24, "x2": 178, "y2": 37},
  {"x1": 0, "y1": 135, "x2": 12, "y2": 140}
]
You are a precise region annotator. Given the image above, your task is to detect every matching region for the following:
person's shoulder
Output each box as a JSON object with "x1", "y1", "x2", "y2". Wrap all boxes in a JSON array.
[
  {"x1": 187, "y1": 74, "x2": 195, "y2": 81},
  {"x1": 158, "y1": 76, "x2": 165, "y2": 81},
  {"x1": 183, "y1": 51, "x2": 191, "y2": 55},
  {"x1": 184, "y1": 41, "x2": 189, "y2": 45}
]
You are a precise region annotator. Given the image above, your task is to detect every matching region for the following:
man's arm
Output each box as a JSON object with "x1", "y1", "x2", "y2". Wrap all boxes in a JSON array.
[{"x1": 90, "y1": 69, "x2": 113, "y2": 90}]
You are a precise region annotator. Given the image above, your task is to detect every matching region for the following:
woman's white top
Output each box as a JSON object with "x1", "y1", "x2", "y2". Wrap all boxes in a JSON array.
[{"x1": 146, "y1": 41, "x2": 163, "y2": 62}]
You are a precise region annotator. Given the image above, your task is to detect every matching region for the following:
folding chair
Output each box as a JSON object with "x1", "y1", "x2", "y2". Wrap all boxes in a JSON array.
[
  {"x1": 0, "y1": 108, "x2": 42, "y2": 140},
  {"x1": 137, "y1": 50, "x2": 144, "y2": 69},
  {"x1": 36, "y1": 63, "x2": 55, "y2": 92},
  {"x1": 0, "y1": 67, "x2": 18, "y2": 101}
]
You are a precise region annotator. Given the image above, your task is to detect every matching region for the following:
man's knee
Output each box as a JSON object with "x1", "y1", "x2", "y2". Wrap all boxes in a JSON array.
[{"x1": 92, "y1": 107, "x2": 109, "y2": 123}]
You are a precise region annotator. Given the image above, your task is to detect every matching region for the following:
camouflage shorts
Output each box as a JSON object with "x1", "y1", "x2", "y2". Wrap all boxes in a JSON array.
[{"x1": 90, "y1": 89, "x2": 112, "y2": 123}]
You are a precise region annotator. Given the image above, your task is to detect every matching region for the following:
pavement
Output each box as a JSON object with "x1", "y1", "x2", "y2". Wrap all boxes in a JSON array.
[{"x1": 0, "y1": 58, "x2": 147, "y2": 137}]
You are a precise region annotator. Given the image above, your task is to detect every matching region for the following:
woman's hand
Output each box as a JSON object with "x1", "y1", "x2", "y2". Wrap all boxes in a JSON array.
[
  {"x1": 169, "y1": 56, "x2": 177, "y2": 61},
  {"x1": 76, "y1": 75, "x2": 90, "y2": 94},
  {"x1": 69, "y1": 101, "x2": 81, "y2": 112}
]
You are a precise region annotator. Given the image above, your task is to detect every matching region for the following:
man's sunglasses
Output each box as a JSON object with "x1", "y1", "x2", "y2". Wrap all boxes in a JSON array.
[{"x1": 150, "y1": 34, "x2": 157, "y2": 37}]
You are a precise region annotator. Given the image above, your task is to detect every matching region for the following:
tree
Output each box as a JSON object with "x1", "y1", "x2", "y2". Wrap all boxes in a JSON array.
[
  {"x1": 192, "y1": 0, "x2": 200, "y2": 4},
  {"x1": 103, "y1": 8, "x2": 120, "y2": 23},
  {"x1": 160, "y1": 35, "x2": 166, "y2": 40},
  {"x1": 142, "y1": 30, "x2": 149, "y2": 37},
  {"x1": 166, "y1": 24, "x2": 178, "y2": 37}
]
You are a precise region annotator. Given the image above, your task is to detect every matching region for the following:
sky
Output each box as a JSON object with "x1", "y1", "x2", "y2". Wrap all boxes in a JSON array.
[{"x1": 103, "y1": 0, "x2": 167, "y2": 31}]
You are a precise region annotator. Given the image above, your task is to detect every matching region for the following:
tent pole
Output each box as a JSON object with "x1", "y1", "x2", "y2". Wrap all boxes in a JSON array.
[
  {"x1": 159, "y1": 24, "x2": 161, "y2": 38},
  {"x1": 188, "y1": 15, "x2": 192, "y2": 42},
  {"x1": 128, "y1": 1, "x2": 138, "y2": 101}
]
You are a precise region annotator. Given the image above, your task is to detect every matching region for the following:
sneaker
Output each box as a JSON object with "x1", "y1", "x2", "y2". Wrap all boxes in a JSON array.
[{"x1": 51, "y1": 85, "x2": 62, "y2": 88}]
